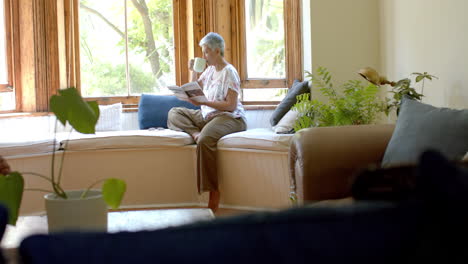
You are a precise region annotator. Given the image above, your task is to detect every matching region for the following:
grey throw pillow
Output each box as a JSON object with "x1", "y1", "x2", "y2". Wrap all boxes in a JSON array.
[
  {"x1": 382, "y1": 96, "x2": 468, "y2": 167},
  {"x1": 270, "y1": 80, "x2": 310, "y2": 126}
]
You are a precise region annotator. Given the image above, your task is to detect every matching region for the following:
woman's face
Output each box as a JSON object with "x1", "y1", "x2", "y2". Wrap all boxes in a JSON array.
[{"x1": 201, "y1": 45, "x2": 220, "y2": 65}]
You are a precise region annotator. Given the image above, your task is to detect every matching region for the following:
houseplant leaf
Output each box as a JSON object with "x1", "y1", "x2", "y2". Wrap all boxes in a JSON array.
[
  {"x1": 50, "y1": 95, "x2": 68, "y2": 126},
  {"x1": 102, "y1": 178, "x2": 126, "y2": 209},
  {"x1": 0, "y1": 172, "x2": 24, "y2": 225},
  {"x1": 50, "y1": 87, "x2": 100, "y2": 134}
]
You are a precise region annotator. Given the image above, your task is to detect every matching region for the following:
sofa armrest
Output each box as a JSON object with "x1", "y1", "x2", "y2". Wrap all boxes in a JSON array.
[{"x1": 289, "y1": 124, "x2": 395, "y2": 205}]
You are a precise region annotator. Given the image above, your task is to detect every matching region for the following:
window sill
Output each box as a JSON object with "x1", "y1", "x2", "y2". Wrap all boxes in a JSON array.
[
  {"x1": 0, "y1": 112, "x2": 52, "y2": 119},
  {"x1": 244, "y1": 105, "x2": 277, "y2": 110}
]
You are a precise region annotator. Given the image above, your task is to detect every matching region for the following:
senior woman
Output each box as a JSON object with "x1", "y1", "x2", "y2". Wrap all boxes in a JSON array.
[{"x1": 167, "y1": 32, "x2": 246, "y2": 212}]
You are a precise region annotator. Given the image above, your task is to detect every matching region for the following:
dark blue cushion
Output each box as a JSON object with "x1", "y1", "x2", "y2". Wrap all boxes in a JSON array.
[
  {"x1": 138, "y1": 94, "x2": 200, "y2": 129},
  {"x1": 19, "y1": 202, "x2": 421, "y2": 264},
  {"x1": 270, "y1": 80, "x2": 310, "y2": 126},
  {"x1": 0, "y1": 204, "x2": 8, "y2": 264}
]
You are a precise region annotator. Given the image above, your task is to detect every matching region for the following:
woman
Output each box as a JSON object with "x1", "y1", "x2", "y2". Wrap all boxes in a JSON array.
[{"x1": 167, "y1": 32, "x2": 246, "y2": 212}]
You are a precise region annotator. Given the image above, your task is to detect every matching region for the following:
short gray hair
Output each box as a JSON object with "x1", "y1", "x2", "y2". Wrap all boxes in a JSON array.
[{"x1": 199, "y1": 32, "x2": 225, "y2": 57}]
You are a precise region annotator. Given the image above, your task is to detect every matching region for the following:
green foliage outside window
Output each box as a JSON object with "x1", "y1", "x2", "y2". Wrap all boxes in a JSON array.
[{"x1": 79, "y1": 0, "x2": 174, "y2": 96}]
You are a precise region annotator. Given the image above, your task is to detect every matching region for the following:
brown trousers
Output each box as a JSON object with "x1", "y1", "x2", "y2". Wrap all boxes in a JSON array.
[{"x1": 167, "y1": 107, "x2": 246, "y2": 193}]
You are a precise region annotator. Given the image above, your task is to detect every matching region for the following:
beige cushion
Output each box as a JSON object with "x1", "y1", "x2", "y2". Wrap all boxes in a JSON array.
[
  {"x1": 56, "y1": 129, "x2": 194, "y2": 151},
  {"x1": 273, "y1": 109, "x2": 298, "y2": 134},
  {"x1": 218, "y1": 128, "x2": 294, "y2": 152},
  {"x1": 463, "y1": 152, "x2": 468, "y2": 161},
  {"x1": 96, "y1": 103, "x2": 122, "y2": 131},
  {"x1": 0, "y1": 132, "x2": 56, "y2": 157}
]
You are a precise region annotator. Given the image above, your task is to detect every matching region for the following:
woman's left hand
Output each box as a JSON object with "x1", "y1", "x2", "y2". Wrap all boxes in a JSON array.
[{"x1": 188, "y1": 98, "x2": 204, "y2": 106}]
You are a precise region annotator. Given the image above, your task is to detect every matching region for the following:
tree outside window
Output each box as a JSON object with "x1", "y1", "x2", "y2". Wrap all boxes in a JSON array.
[{"x1": 79, "y1": 0, "x2": 175, "y2": 97}]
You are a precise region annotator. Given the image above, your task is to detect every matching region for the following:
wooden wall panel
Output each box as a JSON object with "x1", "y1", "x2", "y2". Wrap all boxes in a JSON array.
[
  {"x1": 284, "y1": 0, "x2": 303, "y2": 87},
  {"x1": 17, "y1": 0, "x2": 62, "y2": 112},
  {"x1": 191, "y1": 0, "x2": 206, "y2": 59},
  {"x1": 19, "y1": 0, "x2": 36, "y2": 112},
  {"x1": 174, "y1": 0, "x2": 189, "y2": 85}
]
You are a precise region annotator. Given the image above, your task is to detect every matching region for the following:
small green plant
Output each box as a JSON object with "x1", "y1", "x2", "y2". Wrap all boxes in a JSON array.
[
  {"x1": 385, "y1": 72, "x2": 438, "y2": 115},
  {"x1": 0, "y1": 87, "x2": 126, "y2": 225},
  {"x1": 292, "y1": 67, "x2": 386, "y2": 131}
]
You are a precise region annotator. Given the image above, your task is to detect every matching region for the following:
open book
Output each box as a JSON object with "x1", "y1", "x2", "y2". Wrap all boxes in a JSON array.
[{"x1": 167, "y1": 82, "x2": 208, "y2": 103}]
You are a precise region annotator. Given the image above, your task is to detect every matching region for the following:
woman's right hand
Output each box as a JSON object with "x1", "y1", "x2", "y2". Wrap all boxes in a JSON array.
[{"x1": 188, "y1": 59, "x2": 195, "y2": 72}]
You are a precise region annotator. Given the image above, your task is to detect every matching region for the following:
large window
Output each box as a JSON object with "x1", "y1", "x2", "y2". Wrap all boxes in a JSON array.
[
  {"x1": 79, "y1": 0, "x2": 175, "y2": 97},
  {"x1": 1, "y1": 0, "x2": 302, "y2": 114},
  {"x1": 237, "y1": 0, "x2": 302, "y2": 104},
  {"x1": 0, "y1": 0, "x2": 14, "y2": 111},
  {"x1": 245, "y1": 0, "x2": 285, "y2": 79}
]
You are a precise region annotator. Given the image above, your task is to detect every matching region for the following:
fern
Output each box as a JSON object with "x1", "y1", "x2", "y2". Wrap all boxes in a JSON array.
[{"x1": 292, "y1": 67, "x2": 386, "y2": 131}]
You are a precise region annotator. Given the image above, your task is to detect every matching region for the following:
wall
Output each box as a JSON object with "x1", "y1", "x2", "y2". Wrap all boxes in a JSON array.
[
  {"x1": 307, "y1": 0, "x2": 381, "y2": 94},
  {"x1": 380, "y1": 0, "x2": 468, "y2": 109}
]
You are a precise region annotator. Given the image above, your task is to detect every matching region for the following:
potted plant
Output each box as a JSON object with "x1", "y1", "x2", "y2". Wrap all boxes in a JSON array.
[
  {"x1": 0, "y1": 87, "x2": 126, "y2": 232},
  {"x1": 358, "y1": 67, "x2": 438, "y2": 115},
  {"x1": 292, "y1": 67, "x2": 387, "y2": 131}
]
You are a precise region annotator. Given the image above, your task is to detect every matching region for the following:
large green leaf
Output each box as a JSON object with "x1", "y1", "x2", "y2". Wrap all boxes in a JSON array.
[
  {"x1": 49, "y1": 95, "x2": 68, "y2": 126},
  {"x1": 49, "y1": 87, "x2": 100, "y2": 134},
  {"x1": 102, "y1": 178, "x2": 126, "y2": 209},
  {"x1": 0, "y1": 172, "x2": 24, "y2": 225}
]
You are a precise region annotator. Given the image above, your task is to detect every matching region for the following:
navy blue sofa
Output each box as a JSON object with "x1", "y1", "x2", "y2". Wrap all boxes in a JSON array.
[{"x1": 3, "y1": 150, "x2": 467, "y2": 263}]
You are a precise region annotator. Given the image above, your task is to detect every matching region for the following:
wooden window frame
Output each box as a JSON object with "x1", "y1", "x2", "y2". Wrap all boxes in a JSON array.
[
  {"x1": 0, "y1": 0, "x2": 12, "y2": 93},
  {"x1": 2, "y1": 0, "x2": 302, "y2": 114},
  {"x1": 0, "y1": 0, "x2": 20, "y2": 113},
  {"x1": 76, "y1": 0, "x2": 188, "y2": 108},
  {"x1": 80, "y1": 0, "x2": 302, "y2": 109},
  {"x1": 232, "y1": 0, "x2": 302, "y2": 106}
]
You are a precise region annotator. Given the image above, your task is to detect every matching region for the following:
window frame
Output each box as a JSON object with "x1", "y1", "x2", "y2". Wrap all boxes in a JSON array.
[
  {"x1": 78, "y1": 0, "x2": 185, "y2": 108},
  {"x1": 232, "y1": 0, "x2": 303, "y2": 106},
  {"x1": 0, "y1": 0, "x2": 12, "y2": 92},
  {"x1": 2, "y1": 0, "x2": 303, "y2": 114},
  {"x1": 0, "y1": 0, "x2": 19, "y2": 112}
]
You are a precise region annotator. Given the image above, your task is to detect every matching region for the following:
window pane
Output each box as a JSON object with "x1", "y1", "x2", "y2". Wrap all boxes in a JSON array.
[
  {"x1": 79, "y1": 0, "x2": 175, "y2": 97},
  {"x1": 0, "y1": 0, "x2": 14, "y2": 111},
  {"x1": 127, "y1": 0, "x2": 175, "y2": 95},
  {"x1": 242, "y1": 88, "x2": 286, "y2": 102},
  {"x1": 245, "y1": 0, "x2": 285, "y2": 79},
  {"x1": 80, "y1": 0, "x2": 126, "y2": 97},
  {"x1": 0, "y1": 0, "x2": 7, "y2": 84},
  {"x1": 0, "y1": 91, "x2": 14, "y2": 111}
]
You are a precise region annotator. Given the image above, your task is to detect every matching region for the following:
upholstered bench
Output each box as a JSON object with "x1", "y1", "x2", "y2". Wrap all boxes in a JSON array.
[{"x1": 1, "y1": 110, "x2": 295, "y2": 215}]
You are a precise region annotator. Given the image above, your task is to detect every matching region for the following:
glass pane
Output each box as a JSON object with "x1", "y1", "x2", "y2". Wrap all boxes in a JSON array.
[
  {"x1": 79, "y1": 0, "x2": 127, "y2": 97},
  {"x1": 242, "y1": 88, "x2": 287, "y2": 102},
  {"x1": 0, "y1": 92, "x2": 15, "y2": 111},
  {"x1": 245, "y1": 0, "x2": 285, "y2": 79},
  {"x1": 127, "y1": 0, "x2": 175, "y2": 95},
  {"x1": 0, "y1": 0, "x2": 7, "y2": 84}
]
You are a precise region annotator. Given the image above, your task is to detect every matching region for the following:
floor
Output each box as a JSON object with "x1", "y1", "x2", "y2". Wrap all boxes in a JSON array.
[{"x1": 111, "y1": 206, "x2": 257, "y2": 219}]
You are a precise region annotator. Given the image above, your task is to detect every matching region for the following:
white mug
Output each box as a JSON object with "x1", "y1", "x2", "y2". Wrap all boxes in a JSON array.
[{"x1": 193, "y1": 57, "x2": 207, "y2": 73}]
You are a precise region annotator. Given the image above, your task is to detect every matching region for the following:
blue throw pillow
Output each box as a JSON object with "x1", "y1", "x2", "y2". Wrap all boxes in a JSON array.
[
  {"x1": 382, "y1": 96, "x2": 468, "y2": 167},
  {"x1": 138, "y1": 94, "x2": 200, "y2": 129}
]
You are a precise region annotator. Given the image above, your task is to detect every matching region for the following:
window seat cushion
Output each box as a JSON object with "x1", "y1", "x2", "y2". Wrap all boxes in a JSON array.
[
  {"x1": 218, "y1": 128, "x2": 294, "y2": 152},
  {"x1": 0, "y1": 132, "x2": 56, "y2": 157},
  {"x1": 56, "y1": 129, "x2": 195, "y2": 151},
  {"x1": 2, "y1": 128, "x2": 293, "y2": 155}
]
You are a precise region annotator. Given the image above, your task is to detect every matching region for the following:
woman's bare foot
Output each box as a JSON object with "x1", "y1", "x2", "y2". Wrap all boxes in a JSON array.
[{"x1": 208, "y1": 190, "x2": 220, "y2": 212}]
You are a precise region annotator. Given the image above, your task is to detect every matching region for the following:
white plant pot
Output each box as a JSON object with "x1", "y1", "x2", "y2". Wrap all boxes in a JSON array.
[{"x1": 44, "y1": 189, "x2": 107, "y2": 233}]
